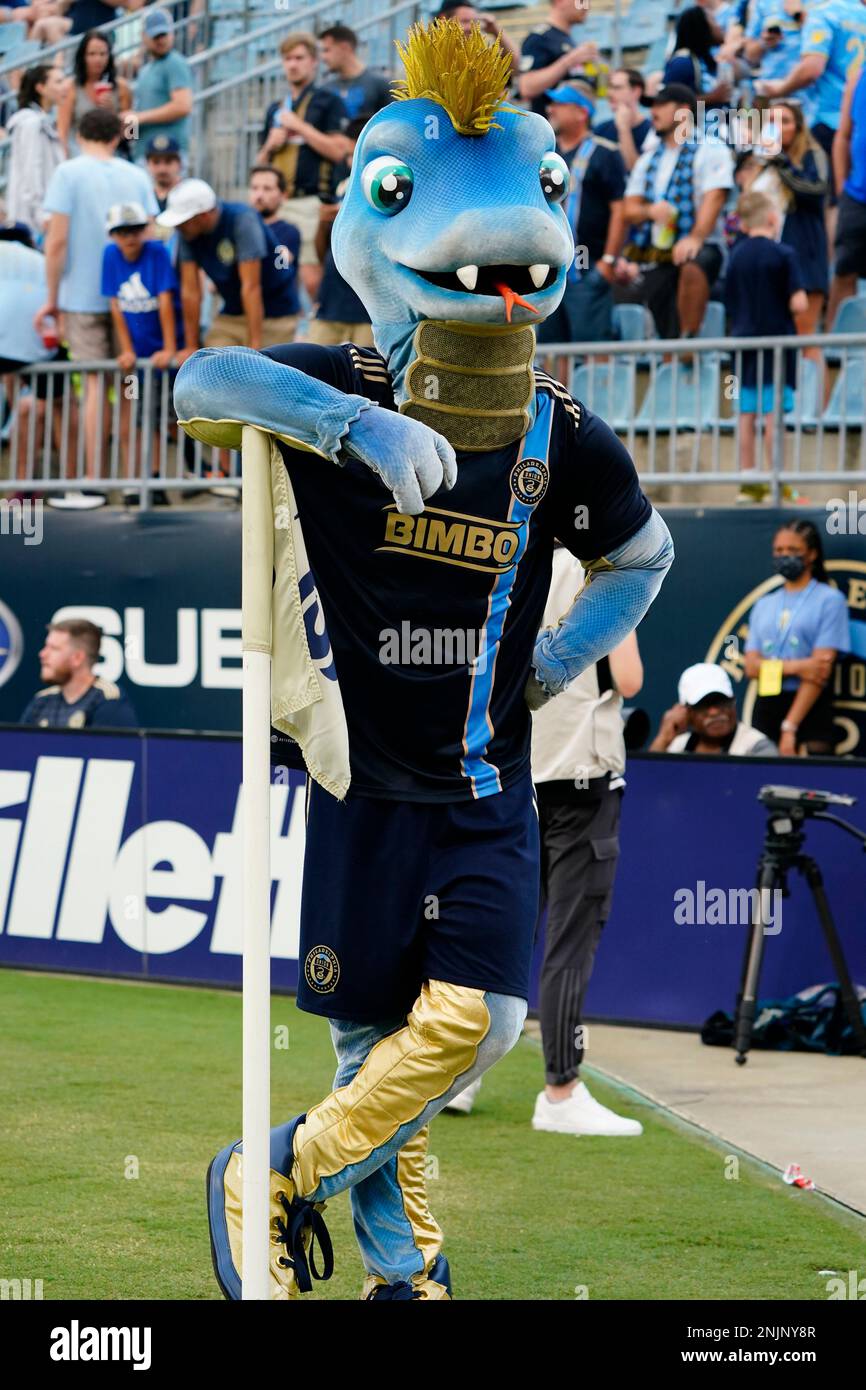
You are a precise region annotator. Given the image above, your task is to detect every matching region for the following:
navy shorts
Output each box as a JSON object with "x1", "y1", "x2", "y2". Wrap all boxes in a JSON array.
[{"x1": 297, "y1": 772, "x2": 540, "y2": 1021}]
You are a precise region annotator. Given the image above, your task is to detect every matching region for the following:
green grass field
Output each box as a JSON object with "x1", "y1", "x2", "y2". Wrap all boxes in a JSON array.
[{"x1": 2, "y1": 970, "x2": 863, "y2": 1301}]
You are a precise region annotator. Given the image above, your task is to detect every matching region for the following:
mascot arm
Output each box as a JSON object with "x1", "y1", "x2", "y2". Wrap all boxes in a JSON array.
[
  {"x1": 174, "y1": 347, "x2": 456, "y2": 516},
  {"x1": 527, "y1": 509, "x2": 674, "y2": 708}
]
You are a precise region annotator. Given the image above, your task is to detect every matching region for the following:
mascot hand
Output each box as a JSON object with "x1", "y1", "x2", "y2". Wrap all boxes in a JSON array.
[
  {"x1": 525, "y1": 669, "x2": 554, "y2": 711},
  {"x1": 344, "y1": 407, "x2": 457, "y2": 516}
]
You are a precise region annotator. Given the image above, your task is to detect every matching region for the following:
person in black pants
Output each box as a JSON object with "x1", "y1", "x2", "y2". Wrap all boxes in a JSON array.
[{"x1": 445, "y1": 550, "x2": 646, "y2": 1129}]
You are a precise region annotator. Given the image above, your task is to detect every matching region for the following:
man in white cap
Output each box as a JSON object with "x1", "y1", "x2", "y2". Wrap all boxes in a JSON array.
[
  {"x1": 158, "y1": 178, "x2": 300, "y2": 356},
  {"x1": 651, "y1": 663, "x2": 778, "y2": 755}
]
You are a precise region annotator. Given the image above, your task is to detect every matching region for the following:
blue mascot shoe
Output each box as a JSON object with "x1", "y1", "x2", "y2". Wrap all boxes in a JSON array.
[
  {"x1": 207, "y1": 1114, "x2": 334, "y2": 1300},
  {"x1": 362, "y1": 1252, "x2": 452, "y2": 1300}
]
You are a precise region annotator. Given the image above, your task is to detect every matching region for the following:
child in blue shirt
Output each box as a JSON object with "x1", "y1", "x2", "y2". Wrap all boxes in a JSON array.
[
  {"x1": 724, "y1": 188, "x2": 807, "y2": 499},
  {"x1": 100, "y1": 200, "x2": 183, "y2": 370}
]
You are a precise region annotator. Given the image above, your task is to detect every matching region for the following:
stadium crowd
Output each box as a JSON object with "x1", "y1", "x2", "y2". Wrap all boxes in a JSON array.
[{"x1": 0, "y1": 1, "x2": 864, "y2": 500}]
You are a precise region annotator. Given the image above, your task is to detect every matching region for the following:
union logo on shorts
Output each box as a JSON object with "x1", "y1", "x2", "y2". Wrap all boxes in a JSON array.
[
  {"x1": 510, "y1": 457, "x2": 549, "y2": 506},
  {"x1": 304, "y1": 946, "x2": 340, "y2": 994}
]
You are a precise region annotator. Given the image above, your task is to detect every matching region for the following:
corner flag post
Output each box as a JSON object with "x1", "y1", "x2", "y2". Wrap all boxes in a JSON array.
[{"x1": 240, "y1": 425, "x2": 274, "y2": 1300}]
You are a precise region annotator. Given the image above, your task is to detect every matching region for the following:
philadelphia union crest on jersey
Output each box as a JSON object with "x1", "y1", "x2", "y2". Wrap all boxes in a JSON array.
[
  {"x1": 304, "y1": 945, "x2": 340, "y2": 994},
  {"x1": 510, "y1": 457, "x2": 549, "y2": 506}
]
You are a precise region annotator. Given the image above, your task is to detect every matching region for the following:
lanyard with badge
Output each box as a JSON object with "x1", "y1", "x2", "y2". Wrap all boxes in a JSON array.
[
  {"x1": 565, "y1": 137, "x2": 596, "y2": 285},
  {"x1": 757, "y1": 579, "x2": 816, "y2": 696}
]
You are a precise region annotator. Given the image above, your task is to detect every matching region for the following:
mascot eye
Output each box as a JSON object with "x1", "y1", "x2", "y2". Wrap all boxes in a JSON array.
[
  {"x1": 539, "y1": 152, "x2": 570, "y2": 204},
  {"x1": 361, "y1": 155, "x2": 414, "y2": 215}
]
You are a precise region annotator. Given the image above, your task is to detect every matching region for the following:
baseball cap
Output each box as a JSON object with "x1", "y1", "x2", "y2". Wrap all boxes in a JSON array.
[
  {"x1": 545, "y1": 83, "x2": 596, "y2": 113},
  {"x1": 145, "y1": 133, "x2": 181, "y2": 159},
  {"x1": 677, "y1": 663, "x2": 735, "y2": 707},
  {"x1": 156, "y1": 178, "x2": 217, "y2": 228},
  {"x1": 652, "y1": 83, "x2": 698, "y2": 114},
  {"x1": 144, "y1": 7, "x2": 173, "y2": 37},
  {"x1": 106, "y1": 201, "x2": 148, "y2": 232}
]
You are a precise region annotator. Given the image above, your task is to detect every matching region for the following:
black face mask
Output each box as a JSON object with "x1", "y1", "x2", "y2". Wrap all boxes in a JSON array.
[{"x1": 773, "y1": 555, "x2": 807, "y2": 581}]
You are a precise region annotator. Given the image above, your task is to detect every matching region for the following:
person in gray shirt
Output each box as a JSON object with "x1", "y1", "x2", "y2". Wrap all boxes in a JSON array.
[{"x1": 319, "y1": 23, "x2": 392, "y2": 122}]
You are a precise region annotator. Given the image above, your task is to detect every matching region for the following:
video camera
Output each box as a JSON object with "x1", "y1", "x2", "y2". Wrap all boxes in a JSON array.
[{"x1": 758, "y1": 785, "x2": 857, "y2": 817}]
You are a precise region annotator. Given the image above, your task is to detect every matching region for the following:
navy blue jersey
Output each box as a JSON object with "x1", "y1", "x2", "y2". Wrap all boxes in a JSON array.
[
  {"x1": 20, "y1": 677, "x2": 138, "y2": 729},
  {"x1": 594, "y1": 117, "x2": 652, "y2": 155},
  {"x1": 520, "y1": 25, "x2": 577, "y2": 116},
  {"x1": 266, "y1": 342, "x2": 651, "y2": 802}
]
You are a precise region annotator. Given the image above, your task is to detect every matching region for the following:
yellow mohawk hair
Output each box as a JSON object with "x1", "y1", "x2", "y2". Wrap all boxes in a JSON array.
[{"x1": 391, "y1": 17, "x2": 522, "y2": 136}]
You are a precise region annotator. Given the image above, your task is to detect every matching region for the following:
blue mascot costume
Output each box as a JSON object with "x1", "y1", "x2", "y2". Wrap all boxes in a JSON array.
[{"x1": 176, "y1": 18, "x2": 673, "y2": 1300}]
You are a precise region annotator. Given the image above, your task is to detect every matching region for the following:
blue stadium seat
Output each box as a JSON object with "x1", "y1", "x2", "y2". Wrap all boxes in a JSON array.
[
  {"x1": 699, "y1": 301, "x2": 725, "y2": 339},
  {"x1": 634, "y1": 360, "x2": 722, "y2": 431},
  {"x1": 579, "y1": 16, "x2": 613, "y2": 48},
  {"x1": 571, "y1": 362, "x2": 638, "y2": 432},
  {"x1": 0, "y1": 21, "x2": 27, "y2": 52},
  {"x1": 826, "y1": 296, "x2": 866, "y2": 363},
  {"x1": 644, "y1": 34, "x2": 672, "y2": 68},
  {"x1": 784, "y1": 358, "x2": 821, "y2": 429},
  {"x1": 613, "y1": 302, "x2": 654, "y2": 342},
  {"x1": 622, "y1": 13, "x2": 668, "y2": 43},
  {"x1": 2, "y1": 39, "x2": 42, "y2": 67},
  {"x1": 592, "y1": 99, "x2": 612, "y2": 126},
  {"x1": 822, "y1": 363, "x2": 865, "y2": 429}
]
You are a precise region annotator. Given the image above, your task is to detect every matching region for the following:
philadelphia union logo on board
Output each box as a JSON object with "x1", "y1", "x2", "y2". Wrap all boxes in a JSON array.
[
  {"x1": 510, "y1": 457, "x2": 549, "y2": 506},
  {"x1": 0, "y1": 599, "x2": 22, "y2": 687},
  {"x1": 304, "y1": 945, "x2": 340, "y2": 994}
]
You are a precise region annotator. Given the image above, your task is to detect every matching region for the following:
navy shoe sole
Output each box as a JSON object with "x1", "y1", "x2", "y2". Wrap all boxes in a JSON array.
[
  {"x1": 430, "y1": 1252, "x2": 452, "y2": 1296},
  {"x1": 207, "y1": 1141, "x2": 242, "y2": 1302}
]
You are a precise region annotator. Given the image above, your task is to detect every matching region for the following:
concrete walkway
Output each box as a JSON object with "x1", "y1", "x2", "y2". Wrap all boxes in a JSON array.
[{"x1": 539, "y1": 1022, "x2": 866, "y2": 1216}]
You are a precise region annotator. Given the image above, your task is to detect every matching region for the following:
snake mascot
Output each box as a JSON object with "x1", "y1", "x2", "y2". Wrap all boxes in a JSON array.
[{"x1": 175, "y1": 18, "x2": 673, "y2": 1301}]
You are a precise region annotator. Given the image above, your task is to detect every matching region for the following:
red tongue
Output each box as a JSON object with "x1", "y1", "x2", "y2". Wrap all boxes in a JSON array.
[{"x1": 492, "y1": 281, "x2": 540, "y2": 323}]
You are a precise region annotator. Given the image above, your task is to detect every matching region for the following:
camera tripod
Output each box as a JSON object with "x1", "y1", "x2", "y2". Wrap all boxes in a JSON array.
[{"x1": 734, "y1": 797, "x2": 866, "y2": 1065}]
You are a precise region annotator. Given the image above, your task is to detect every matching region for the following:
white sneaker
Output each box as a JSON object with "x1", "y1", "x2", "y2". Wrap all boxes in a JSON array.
[
  {"x1": 532, "y1": 1082, "x2": 643, "y2": 1137},
  {"x1": 444, "y1": 1078, "x2": 482, "y2": 1115},
  {"x1": 47, "y1": 490, "x2": 105, "y2": 510}
]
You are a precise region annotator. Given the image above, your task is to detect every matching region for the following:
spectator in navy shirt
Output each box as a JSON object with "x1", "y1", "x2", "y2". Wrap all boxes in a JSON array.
[
  {"x1": 248, "y1": 165, "x2": 301, "y2": 259},
  {"x1": 158, "y1": 178, "x2": 300, "y2": 355},
  {"x1": 319, "y1": 23, "x2": 392, "y2": 121},
  {"x1": 20, "y1": 619, "x2": 138, "y2": 730},
  {"x1": 537, "y1": 83, "x2": 628, "y2": 378},
  {"x1": 518, "y1": 0, "x2": 599, "y2": 117},
  {"x1": 255, "y1": 32, "x2": 348, "y2": 299},
  {"x1": 594, "y1": 68, "x2": 651, "y2": 172},
  {"x1": 307, "y1": 117, "x2": 373, "y2": 348},
  {"x1": 248, "y1": 164, "x2": 301, "y2": 341},
  {"x1": 30, "y1": 0, "x2": 143, "y2": 48},
  {"x1": 725, "y1": 190, "x2": 808, "y2": 495}
]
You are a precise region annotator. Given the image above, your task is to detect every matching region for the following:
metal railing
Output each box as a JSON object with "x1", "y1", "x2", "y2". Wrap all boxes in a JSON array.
[
  {"x1": 2, "y1": 334, "x2": 864, "y2": 508},
  {"x1": 533, "y1": 333, "x2": 866, "y2": 501},
  {"x1": 0, "y1": 358, "x2": 227, "y2": 505}
]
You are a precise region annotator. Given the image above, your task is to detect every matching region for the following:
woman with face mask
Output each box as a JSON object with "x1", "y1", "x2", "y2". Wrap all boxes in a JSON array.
[{"x1": 744, "y1": 520, "x2": 850, "y2": 756}]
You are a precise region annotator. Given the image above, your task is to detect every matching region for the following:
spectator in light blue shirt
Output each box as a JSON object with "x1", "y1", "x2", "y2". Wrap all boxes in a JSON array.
[
  {"x1": 758, "y1": 0, "x2": 866, "y2": 192},
  {"x1": 128, "y1": 8, "x2": 193, "y2": 158},
  {"x1": 744, "y1": 519, "x2": 850, "y2": 756},
  {"x1": 35, "y1": 107, "x2": 157, "y2": 482},
  {"x1": 743, "y1": 1, "x2": 806, "y2": 88}
]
